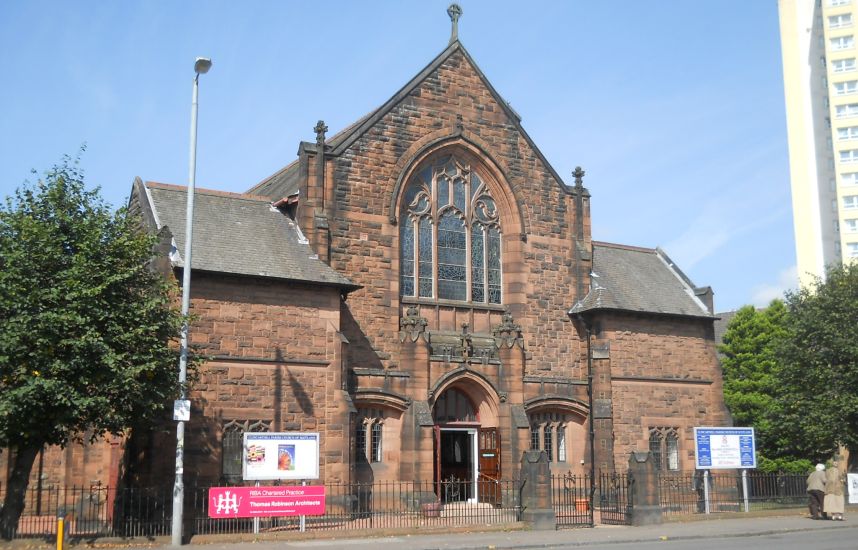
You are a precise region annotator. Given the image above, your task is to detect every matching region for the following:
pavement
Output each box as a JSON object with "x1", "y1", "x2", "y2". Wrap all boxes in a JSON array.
[
  {"x1": 186, "y1": 511, "x2": 857, "y2": 549},
  {"x1": 4, "y1": 508, "x2": 856, "y2": 549}
]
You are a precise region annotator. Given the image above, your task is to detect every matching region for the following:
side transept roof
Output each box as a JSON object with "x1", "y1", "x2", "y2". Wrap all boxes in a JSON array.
[
  {"x1": 569, "y1": 242, "x2": 714, "y2": 319},
  {"x1": 134, "y1": 180, "x2": 359, "y2": 290}
]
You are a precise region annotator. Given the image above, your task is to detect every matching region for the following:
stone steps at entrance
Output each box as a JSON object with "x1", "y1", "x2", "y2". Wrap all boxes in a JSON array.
[{"x1": 440, "y1": 501, "x2": 494, "y2": 518}]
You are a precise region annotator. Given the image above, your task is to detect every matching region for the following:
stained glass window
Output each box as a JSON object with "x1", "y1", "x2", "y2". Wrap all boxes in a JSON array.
[
  {"x1": 400, "y1": 222, "x2": 414, "y2": 297},
  {"x1": 418, "y1": 218, "x2": 434, "y2": 298},
  {"x1": 400, "y1": 155, "x2": 502, "y2": 304}
]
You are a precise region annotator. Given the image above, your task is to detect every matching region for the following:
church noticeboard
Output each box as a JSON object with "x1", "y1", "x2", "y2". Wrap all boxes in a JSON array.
[
  {"x1": 208, "y1": 485, "x2": 325, "y2": 518},
  {"x1": 242, "y1": 432, "x2": 320, "y2": 480},
  {"x1": 694, "y1": 427, "x2": 756, "y2": 469}
]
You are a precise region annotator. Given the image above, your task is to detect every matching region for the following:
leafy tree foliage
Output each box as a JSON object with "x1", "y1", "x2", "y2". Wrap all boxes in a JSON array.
[
  {"x1": 774, "y1": 262, "x2": 858, "y2": 464},
  {"x1": 0, "y1": 155, "x2": 189, "y2": 538},
  {"x1": 719, "y1": 301, "x2": 796, "y2": 470}
]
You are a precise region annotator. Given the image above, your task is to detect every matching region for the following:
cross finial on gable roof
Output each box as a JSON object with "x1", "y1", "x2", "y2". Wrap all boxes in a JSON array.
[
  {"x1": 572, "y1": 166, "x2": 586, "y2": 188},
  {"x1": 448, "y1": 3, "x2": 463, "y2": 45},
  {"x1": 314, "y1": 120, "x2": 328, "y2": 146}
]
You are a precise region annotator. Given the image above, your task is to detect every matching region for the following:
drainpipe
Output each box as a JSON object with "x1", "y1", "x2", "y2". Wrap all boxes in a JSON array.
[{"x1": 569, "y1": 311, "x2": 596, "y2": 525}]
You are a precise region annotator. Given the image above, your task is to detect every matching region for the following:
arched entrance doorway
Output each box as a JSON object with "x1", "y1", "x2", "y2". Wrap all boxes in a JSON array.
[{"x1": 432, "y1": 384, "x2": 501, "y2": 504}]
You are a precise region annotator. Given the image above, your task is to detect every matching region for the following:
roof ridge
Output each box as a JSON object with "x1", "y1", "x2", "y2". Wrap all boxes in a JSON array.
[
  {"x1": 593, "y1": 241, "x2": 656, "y2": 253},
  {"x1": 146, "y1": 181, "x2": 273, "y2": 203},
  {"x1": 246, "y1": 159, "x2": 299, "y2": 195}
]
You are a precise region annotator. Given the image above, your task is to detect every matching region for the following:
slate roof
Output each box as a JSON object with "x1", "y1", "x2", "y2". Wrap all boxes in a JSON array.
[
  {"x1": 713, "y1": 310, "x2": 738, "y2": 348},
  {"x1": 569, "y1": 242, "x2": 713, "y2": 319},
  {"x1": 140, "y1": 182, "x2": 358, "y2": 290}
]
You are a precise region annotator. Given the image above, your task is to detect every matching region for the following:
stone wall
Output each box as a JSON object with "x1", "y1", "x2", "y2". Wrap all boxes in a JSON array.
[
  {"x1": 313, "y1": 49, "x2": 590, "y2": 381},
  {"x1": 126, "y1": 271, "x2": 352, "y2": 487},
  {"x1": 596, "y1": 313, "x2": 728, "y2": 470}
]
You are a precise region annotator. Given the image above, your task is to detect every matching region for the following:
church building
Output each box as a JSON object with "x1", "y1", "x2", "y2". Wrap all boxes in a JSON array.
[{"x1": 5, "y1": 6, "x2": 729, "y2": 500}]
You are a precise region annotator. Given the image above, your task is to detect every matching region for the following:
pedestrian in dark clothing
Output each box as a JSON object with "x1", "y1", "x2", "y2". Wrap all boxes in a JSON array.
[
  {"x1": 692, "y1": 469, "x2": 706, "y2": 513},
  {"x1": 807, "y1": 463, "x2": 826, "y2": 519}
]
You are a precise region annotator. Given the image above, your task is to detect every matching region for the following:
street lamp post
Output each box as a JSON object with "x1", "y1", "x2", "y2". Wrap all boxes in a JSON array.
[{"x1": 172, "y1": 56, "x2": 212, "y2": 547}]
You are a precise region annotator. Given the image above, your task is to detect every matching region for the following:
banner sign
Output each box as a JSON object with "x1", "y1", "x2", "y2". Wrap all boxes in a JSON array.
[
  {"x1": 243, "y1": 432, "x2": 320, "y2": 480},
  {"x1": 694, "y1": 427, "x2": 756, "y2": 469},
  {"x1": 208, "y1": 485, "x2": 325, "y2": 518}
]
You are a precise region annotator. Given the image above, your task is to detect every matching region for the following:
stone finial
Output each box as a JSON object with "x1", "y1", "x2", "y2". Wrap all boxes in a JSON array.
[
  {"x1": 572, "y1": 166, "x2": 585, "y2": 188},
  {"x1": 455, "y1": 113, "x2": 464, "y2": 133},
  {"x1": 314, "y1": 120, "x2": 328, "y2": 146},
  {"x1": 447, "y1": 3, "x2": 463, "y2": 45}
]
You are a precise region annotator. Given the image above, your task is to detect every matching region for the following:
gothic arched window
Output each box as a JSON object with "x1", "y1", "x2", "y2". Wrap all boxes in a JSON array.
[{"x1": 400, "y1": 155, "x2": 502, "y2": 304}]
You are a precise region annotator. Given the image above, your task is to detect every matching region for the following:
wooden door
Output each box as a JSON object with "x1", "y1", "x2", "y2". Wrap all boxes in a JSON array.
[{"x1": 478, "y1": 428, "x2": 501, "y2": 505}]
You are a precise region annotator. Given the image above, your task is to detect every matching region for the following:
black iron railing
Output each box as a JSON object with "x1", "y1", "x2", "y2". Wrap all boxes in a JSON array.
[
  {"x1": 0, "y1": 480, "x2": 520, "y2": 540},
  {"x1": 658, "y1": 471, "x2": 808, "y2": 516}
]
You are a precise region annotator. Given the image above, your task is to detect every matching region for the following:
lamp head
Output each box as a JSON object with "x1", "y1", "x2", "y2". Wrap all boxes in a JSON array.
[{"x1": 194, "y1": 57, "x2": 212, "y2": 75}]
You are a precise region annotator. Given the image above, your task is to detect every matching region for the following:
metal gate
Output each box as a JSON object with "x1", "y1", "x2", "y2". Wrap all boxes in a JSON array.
[
  {"x1": 598, "y1": 471, "x2": 631, "y2": 525},
  {"x1": 553, "y1": 474, "x2": 593, "y2": 528}
]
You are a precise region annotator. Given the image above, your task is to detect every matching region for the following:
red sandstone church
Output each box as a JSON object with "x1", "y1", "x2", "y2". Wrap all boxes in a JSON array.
[{"x1": 3, "y1": 7, "x2": 729, "y2": 496}]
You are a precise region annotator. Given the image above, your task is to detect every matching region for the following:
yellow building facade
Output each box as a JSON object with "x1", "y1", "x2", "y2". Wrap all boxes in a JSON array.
[{"x1": 779, "y1": 0, "x2": 858, "y2": 286}]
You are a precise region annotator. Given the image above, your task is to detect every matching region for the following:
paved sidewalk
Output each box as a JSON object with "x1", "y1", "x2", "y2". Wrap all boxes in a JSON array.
[
  {"x1": 179, "y1": 511, "x2": 856, "y2": 549},
  {"x1": 5, "y1": 510, "x2": 855, "y2": 549}
]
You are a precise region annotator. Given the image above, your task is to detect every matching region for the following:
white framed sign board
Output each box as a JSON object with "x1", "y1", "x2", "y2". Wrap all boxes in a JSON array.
[
  {"x1": 694, "y1": 427, "x2": 756, "y2": 469},
  {"x1": 242, "y1": 432, "x2": 320, "y2": 481}
]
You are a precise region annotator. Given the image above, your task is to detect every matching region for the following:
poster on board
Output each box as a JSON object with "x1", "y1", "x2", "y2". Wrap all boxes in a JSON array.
[
  {"x1": 694, "y1": 427, "x2": 756, "y2": 469},
  {"x1": 242, "y1": 432, "x2": 320, "y2": 480}
]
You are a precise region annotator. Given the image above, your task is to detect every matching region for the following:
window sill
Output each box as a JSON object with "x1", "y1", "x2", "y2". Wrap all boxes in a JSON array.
[{"x1": 401, "y1": 296, "x2": 507, "y2": 311}]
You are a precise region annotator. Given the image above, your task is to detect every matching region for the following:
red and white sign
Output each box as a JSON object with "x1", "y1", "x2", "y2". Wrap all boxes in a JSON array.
[{"x1": 208, "y1": 485, "x2": 325, "y2": 518}]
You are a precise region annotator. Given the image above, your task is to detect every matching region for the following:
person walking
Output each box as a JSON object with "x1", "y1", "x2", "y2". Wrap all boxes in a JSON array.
[
  {"x1": 824, "y1": 459, "x2": 845, "y2": 521},
  {"x1": 807, "y1": 463, "x2": 826, "y2": 519}
]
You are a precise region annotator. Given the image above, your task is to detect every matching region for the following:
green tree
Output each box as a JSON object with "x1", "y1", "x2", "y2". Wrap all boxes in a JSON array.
[
  {"x1": 719, "y1": 300, "x2": 797, "y2": 470},
  {"x1": 774, "y1": 262, "x2": 858, "y2": 465},
  {"x1": 0, "y1": 155, "x2": 189, "y2": 539}
]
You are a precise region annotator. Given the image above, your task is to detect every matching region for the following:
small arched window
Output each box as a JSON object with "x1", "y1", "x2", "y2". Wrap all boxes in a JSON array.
[
  {"x1": 357, "y1": 408, "x2": 384, "y2": 463},
  {"x1": 400, "y1": 155, "x2": 502, "y2": 304},
  {"x1": 529, "y1": 412, "x2": 570, "y2": 463}
]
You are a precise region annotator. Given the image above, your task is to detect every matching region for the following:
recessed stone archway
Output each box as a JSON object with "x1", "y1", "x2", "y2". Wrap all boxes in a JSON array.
[{"x1": 431, "y1": 369, "x2": 501, "y2": 428}]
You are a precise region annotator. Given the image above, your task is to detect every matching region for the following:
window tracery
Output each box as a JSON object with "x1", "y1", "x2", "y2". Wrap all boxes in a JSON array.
[
  {"x1": 400, "y1": 155, "x2": 502, "y2": 304},
  {"x1": 529, "y1": 412, "x2": 570, "y2": 463},
  {"x1": 357, "y1": 408, "x2": 384, "y2": 463},
  {"x1": 222, "y1": 419, "x2": 272, "y2": 482},
  {"x1": 648, "y1": 427, "x2": 679, "y2": 471}
]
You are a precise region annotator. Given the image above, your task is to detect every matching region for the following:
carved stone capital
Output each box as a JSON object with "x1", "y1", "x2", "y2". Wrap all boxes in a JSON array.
[
  {"x1": 399, "y1": 305, "x2": 428, "y2": 342},
  {"x1": 492, "y1": 310, "x2": 524, "y2": 349}
]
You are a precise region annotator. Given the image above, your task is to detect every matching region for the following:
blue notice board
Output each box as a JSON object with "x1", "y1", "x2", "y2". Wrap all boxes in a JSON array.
[{"x1": 694, "y1": 427, "x2": 756, "y2": 469}]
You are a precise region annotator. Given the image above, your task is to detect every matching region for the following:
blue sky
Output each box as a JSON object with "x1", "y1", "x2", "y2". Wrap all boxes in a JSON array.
[{"x1": 0, "y1": 1, "x2": 795, "y2": 312}]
